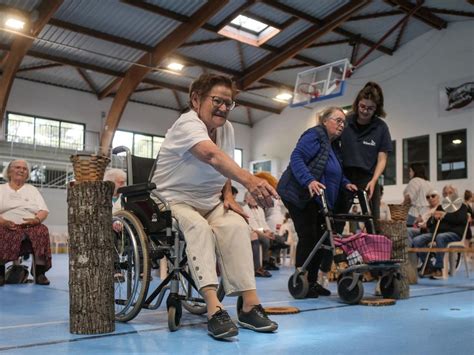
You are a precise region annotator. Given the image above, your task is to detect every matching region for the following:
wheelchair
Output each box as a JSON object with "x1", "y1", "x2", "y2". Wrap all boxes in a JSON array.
[{"x1": 111, "y1": 146, "x2": 224, "y2": 331}]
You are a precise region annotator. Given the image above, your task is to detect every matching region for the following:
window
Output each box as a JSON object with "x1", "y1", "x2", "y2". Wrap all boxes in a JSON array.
[
  {"x1": 383, "y1": 140, "x2": 396, "y2": 186},
  {"x1": 112, "y1": 130, "x2": 164, "y2": 159},
  {"x1": 403, "y1": 135, "x2": 429, "y2": 184},
  {"x1": 234, "y1": 148, "x2": 243, "y2": 168},
  {"x1": 437, "y1": 129, "x2": 467, "y2": 180},
  {"x1": 6, "y1": 112, "x2": 84, "y2": 150}
]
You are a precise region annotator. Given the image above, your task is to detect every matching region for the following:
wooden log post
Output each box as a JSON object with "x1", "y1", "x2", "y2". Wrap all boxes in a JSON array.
[
  {"x1": 377, "y1": 220, "x2": 411, "y2": 299},
  {"x1": 67, "y1": 181, "x2": 115, "y2": 334}
]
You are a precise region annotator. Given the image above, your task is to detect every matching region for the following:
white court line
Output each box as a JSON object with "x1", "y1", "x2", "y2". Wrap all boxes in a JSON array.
[{"x1": 0, "y1": 320, "x2": 68, "y2": 331}]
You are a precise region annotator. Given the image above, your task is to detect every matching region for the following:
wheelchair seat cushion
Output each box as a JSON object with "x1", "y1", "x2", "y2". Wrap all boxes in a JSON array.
[{"x1": 118, "y1": 182, "x2": 156, "y2": 197}]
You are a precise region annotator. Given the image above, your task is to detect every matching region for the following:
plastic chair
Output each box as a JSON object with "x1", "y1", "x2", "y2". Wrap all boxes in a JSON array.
[{"x1": 442, "y1": 213, "x2": 471, "y2": 278}]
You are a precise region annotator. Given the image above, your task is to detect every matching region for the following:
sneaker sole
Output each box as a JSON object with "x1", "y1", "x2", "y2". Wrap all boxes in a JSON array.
[
  {"x1": 237, "y1": 320, "x2": 278, "y2": 333},
  {"x1": 208, "y1": 328, "x2": 239, "y2": 339}
]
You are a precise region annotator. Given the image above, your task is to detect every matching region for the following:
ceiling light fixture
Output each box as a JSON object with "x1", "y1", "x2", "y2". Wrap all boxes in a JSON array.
[
  {"x1": 5, "y1": 17, "x2": 25, "y2": 30},
  {"x1": 275, "y1": 92, "x2": 292, "y2": 101},
  {"x1": 167, "y1": 62, "x2": 184, "y2": 71},
  {"x1": 452, "y1": 139, "x2": 462, "y2": 144}
]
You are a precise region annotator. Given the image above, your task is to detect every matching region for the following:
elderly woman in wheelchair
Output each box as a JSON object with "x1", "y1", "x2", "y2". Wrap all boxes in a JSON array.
[{"x1": 112, "y1": 74, "x2": 278, "y2": 339}]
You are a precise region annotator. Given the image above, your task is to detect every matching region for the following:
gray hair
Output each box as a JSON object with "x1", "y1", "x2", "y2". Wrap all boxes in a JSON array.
[
  {"x1": 104, "y1": 168, "x2": 126, "y2": 183},
  {"x1": 2, "y1": 159, "x2": 31, "y2": 182},
  {"x1": 442, "y1": 184, "x2": 458, "y2": 196},
  {"x1": 317, "y1": 106, "x2": 345, "y2": 125}
]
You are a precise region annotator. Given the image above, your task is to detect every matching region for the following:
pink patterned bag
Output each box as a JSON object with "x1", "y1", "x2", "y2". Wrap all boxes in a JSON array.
[{"x1": 334, "y1": 232, "x2": 392, "y2": 263}]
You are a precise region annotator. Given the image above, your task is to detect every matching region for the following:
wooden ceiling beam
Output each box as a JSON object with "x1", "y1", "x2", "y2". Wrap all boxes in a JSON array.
[
  {"x1": 262, "y1": 0, "x2": 393, "y2": 56},
  {"x1": 308, "y1": 39, "x2": 350, "y2": 48},
  {"x1": 172, "y1": 90, "x2": 183, "y2": 112},
  {"x1": 237, "y1": 0, "x2": 370, "y2": 89},
  {"x1": 348, "y1": 10, "x2": 403, "y2": 21},
  {"x1": 275, "y1": 63, "x2": 308, "y2": 71},
  {"x1": 98, "y1": 78, "x2": 122, "y2": 100},
  {"x1": 424, "y1": 7, "x2": 474, "y2": 18},
  {"x1": 17, "y1": 63, "x2": 62, "y2": 72},
  {"x1": 180, "y1": 38, "x2": 230, "y2": 47},
  {"x1": 124, "y1": 0, "x2": 326, "y2": 72},
  {"x1": 76, "y1": 68, "x2": 98, "y2": 96},
  {"x1": 0, "y1": 43, "x2": 283, "y2": 115},
  {"x1": 353, "y1": 0, "x2": 423, "y2": 67},
  {"x1": 392, "y1": 16, "x2": 409, "y2": 51},
  {"x1": 50, "y1": 18, "x2": 292, "y2": 92},
  {"x1": 0, "y1": 0, "x2": 63, "y2": 125},
  {"x1": 100, "y1": 0, "x2": 228, "y2": 155},
  {"x1": 385, "y1": 0, "x2": 447, "y2": 29}
]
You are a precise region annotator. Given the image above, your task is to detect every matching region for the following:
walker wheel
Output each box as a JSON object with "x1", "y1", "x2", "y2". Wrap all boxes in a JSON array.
[
  {"x1": 288, "y1": 272, "x2": 309, "y2": 299},
  {"x1": 338, "y1": 276, "x2": 364, "y2": 304},
  {"x1": 380, "y1": 274, "x2": 401, "y2": 299}
]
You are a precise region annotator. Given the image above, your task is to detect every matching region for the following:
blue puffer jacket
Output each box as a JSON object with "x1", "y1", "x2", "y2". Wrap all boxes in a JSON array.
[{"x1": 277, "y1": 125, "x2": 343, "y2": 209}]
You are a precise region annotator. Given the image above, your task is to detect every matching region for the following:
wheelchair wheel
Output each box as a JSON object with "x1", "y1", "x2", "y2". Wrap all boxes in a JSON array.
[
  {"x1": 180, "y1": 265, "x2": 225, "y2": 315},
  {"x1": 113, "y1": 210, "x2": 151, "y2": 322},
  {"x1": 338, "y1": 275, "x2": 363, "y2": 305},
  {"x1": 380, "y1": 274, "x2": 400, "y2": 299},
  {"x1": 167, "y1": 295, "x2": 182, "y2": 332},
  {"x1": 288, "y1": 271, "x2": 309, "y2": 299}
]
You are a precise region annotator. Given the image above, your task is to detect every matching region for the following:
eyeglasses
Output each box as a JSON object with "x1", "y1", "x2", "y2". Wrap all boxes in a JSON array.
[
  {"x1": 358, "y1": 102, "x2": 376, "y2": 112},
  {"x1": 206, "y1": 95, "x2": 235, "y2": 111},
  {"x1": 329, "y1": 117, "x2": 346, "y2": 127},
  {"x1": 426, "y1": 194, "x2": 438, "y2": 199}
]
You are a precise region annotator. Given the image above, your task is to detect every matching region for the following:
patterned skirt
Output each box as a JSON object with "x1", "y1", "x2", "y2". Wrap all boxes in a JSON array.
[{"x1": 0, "y1": 224, "x2": 52, "y2": 270}]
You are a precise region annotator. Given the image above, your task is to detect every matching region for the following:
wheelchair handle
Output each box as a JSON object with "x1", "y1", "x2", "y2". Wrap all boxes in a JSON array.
[{"x1": 112, "y1": 146, "x2": 131, "y2": 155}]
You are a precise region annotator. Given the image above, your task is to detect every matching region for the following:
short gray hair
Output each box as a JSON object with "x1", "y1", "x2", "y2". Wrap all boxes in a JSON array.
[
  {"x1": 317, "y1": 106, "x2": 345, "y2": 125},
  {"x1": 104, "y1": 168, "x2": 126, "y2": 183},
  {"x1": 2, "y1": 159, "x2": 30, "y2": 182}
]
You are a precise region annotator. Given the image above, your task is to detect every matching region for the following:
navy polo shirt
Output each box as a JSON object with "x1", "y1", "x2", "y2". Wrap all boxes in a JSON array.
[{"x1": 340, "y1": 113, "x2": 392, "y2": 175}]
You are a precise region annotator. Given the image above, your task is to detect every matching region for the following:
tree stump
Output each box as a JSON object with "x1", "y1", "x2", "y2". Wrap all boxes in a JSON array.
[
  {"x1": 378, "y1": 220, "x2": 410, "y2": 299},
  {"x1": 68, "y1": 181, "x2": 115, "y2": 334}
]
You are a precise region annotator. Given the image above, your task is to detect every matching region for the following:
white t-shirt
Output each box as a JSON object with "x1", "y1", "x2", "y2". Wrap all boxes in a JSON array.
[
  {"x1": 152, "y1": 110, "x2": 235, "y2": 210},
  {"x1": 264, "y1": 199, "x2": 285, "y2": 233},
  {"x1": 243, "y1": 204, "x2": 270, "y2": 232},
  {"x1": 0, "y1": 183, "x2": 49, "y2": 224},
  {"x1": 403, "y1": 177, "x2": 433, "y2": 217}
]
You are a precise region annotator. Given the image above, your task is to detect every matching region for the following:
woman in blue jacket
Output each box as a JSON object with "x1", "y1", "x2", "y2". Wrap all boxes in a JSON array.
[{"x1": 277, "y1": 107, "x2": 357, "y2": 298}]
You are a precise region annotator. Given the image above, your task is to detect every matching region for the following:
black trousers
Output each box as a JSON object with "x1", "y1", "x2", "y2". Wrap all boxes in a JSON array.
[
  {"x1": 334, "y1": 169, "x2": 381, "y2": 233},
  {"x1": 283, "y1": 199, "x2": 332, "y2": 283}
]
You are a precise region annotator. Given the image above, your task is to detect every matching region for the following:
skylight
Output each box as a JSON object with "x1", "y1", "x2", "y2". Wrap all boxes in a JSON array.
[
  {"x1": 218, "y1": 14, "x2": 280, "y2": 47},
  {"x1": 230, "y1": 15, "x2": 268, "y2": 34}
]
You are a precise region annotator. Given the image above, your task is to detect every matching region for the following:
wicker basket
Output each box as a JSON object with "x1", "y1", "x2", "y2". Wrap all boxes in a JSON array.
[
  {"x1": 70, "y1": 154, "x2": 110, "y2": 182},
  {"x1": 388, "y1": 204, "x2": 410, "y2": 221}
]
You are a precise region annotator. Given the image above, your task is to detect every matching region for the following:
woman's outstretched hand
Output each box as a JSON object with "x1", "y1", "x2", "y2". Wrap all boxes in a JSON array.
[{"x1": 246, "y1": 176, "x2": 279, "y2": 209}]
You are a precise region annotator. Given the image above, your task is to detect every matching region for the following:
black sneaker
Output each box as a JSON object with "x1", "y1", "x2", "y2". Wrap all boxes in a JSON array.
[
  {"x1": 207, "y1": 308, "x2": 239, "y2": 339},
  {"x1": 311, "y1": 282, "x2": 331, "y2": 296},
  {"x1": 237, "y1": 304, "x2": 278, "y2": 332}
]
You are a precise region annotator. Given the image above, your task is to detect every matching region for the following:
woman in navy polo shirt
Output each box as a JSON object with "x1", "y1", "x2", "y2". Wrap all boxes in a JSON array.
[
  {"x1": 277, "y1": 107, "x2": 357, "y2": 298},
  {"x1": 338, "y1": 82, "x2": 392, "y2": 226}
]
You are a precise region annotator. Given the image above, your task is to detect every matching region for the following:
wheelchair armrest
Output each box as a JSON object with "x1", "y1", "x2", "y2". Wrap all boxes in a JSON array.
[{"x1": 118, "y1": 182, "x2": 156, "y2": 197}]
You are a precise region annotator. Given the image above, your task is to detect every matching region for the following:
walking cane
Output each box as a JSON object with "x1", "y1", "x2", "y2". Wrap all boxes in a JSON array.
[{"x1": 420, "y1": 218, "x2": 441, "y2": 277}]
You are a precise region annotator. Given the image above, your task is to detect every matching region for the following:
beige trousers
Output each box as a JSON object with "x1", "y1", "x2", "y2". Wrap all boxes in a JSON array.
[{"x1": 171, "y1": 202, "x2": 256, "y2": 296}]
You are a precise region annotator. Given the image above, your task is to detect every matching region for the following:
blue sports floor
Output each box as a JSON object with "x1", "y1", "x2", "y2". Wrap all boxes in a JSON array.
[{"x1": 0, "y1": 254, "x2": 473, "y2": 355}]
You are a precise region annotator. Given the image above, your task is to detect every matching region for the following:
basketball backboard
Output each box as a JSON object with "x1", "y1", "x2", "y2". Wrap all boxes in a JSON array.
[{"x1": 291, "y1": 58, "x2": 351, "y2": 108}]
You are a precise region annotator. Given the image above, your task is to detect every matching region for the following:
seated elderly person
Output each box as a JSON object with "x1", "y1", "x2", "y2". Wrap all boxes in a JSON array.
[
  {"x1": 0, "y1": 159, "x2": 51, "y2": 286},
  {"x1": 407, "y1": 189, "x2": 440, "y2": 246},
  {"x1": 412, "y1": 185, "x2": 469, "y2": 279},
  {"x1": 151, "y1": 73, "x2": 278, "y2": 339},
  {"x1": 104, "y1": 168, "x2": 127, "y2": 233},
  {"x1": 243, "y1": 192, "x2": 273, "y2": 278}
]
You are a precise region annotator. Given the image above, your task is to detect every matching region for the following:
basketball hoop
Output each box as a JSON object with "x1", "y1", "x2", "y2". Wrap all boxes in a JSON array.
[{"x1": 291, "y1": 58, "x2": 351, "y2": 108}]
